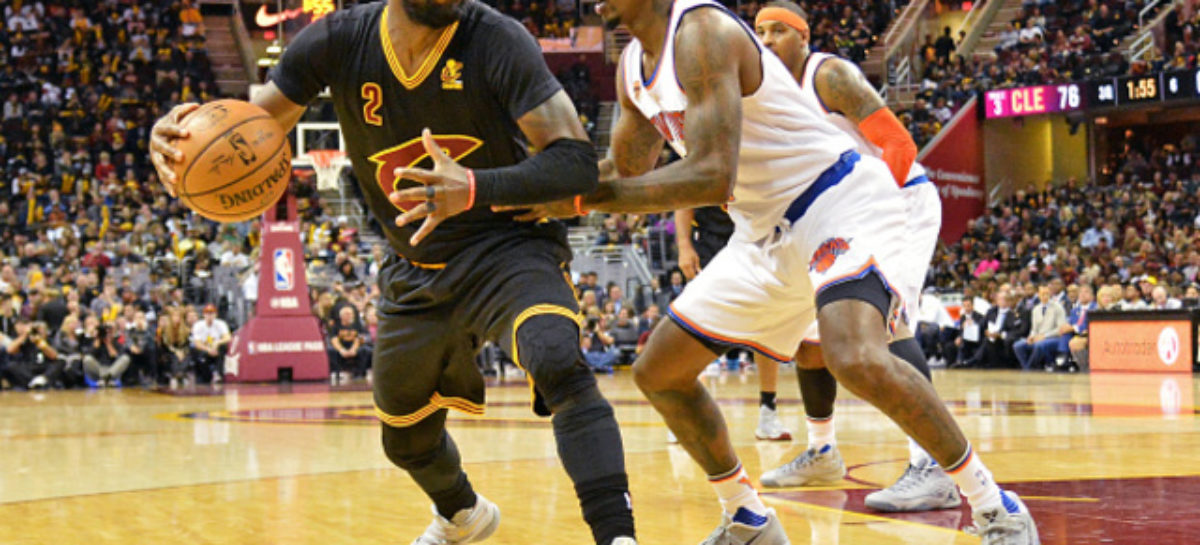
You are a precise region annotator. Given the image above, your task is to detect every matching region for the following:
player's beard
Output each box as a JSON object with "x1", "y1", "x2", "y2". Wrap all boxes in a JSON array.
[{"x1": 403, "y1": 0, "x2": 464, "y2": 28}]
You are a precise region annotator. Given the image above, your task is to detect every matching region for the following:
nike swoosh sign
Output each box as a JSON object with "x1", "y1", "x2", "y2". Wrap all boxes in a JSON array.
[{"x1": 256, "y1": 5, "x2": 305, "y2": 27}]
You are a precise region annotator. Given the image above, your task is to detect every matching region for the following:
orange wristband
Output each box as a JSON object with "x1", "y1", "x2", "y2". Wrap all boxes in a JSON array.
[
  {"x1": 858, "y1": 108, "x2": 917, "y2": 187},
  {"x1": 464, "y1": 169, "x2": 477, "y2": 209},
  {"x1": 574, "y1": 195, "x2": 588, "y2": 216}
]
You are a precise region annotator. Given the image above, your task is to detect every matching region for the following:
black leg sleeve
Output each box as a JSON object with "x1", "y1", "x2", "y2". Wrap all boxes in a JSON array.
[
  {"x1": 889, "y1": 337, "x2": 932, "y2": 382},
  {"x1": 797, "y1": 367, "x2": 838, "y2": 419},
  {"x1": 518, "y1": 315, "x2": 635, "y2": 544},
  {"x1": 381, "y1": 411, "x2": 477, "y2": 519}
]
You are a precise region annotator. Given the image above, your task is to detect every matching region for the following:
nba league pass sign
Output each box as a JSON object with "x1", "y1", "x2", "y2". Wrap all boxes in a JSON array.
[{"x1": 226, "y1": 197, "x2": 329, "y2": 382}]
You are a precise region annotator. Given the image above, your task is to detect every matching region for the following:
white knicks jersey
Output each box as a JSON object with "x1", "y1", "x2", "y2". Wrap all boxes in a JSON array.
[
  {"x1": 796, "y1": 52, "x2": 927, "y2": 184},
  {"x1": 620, "y1": 0, "x2": 860, "y2": 242}
]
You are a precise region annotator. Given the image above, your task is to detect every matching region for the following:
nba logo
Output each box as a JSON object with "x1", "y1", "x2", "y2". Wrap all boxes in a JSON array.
[{"x1": 274, "y1": 248, "x2": 294, "y2": 291}]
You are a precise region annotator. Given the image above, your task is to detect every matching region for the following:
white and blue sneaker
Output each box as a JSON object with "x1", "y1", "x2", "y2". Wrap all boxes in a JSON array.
[
  {"x1": 760, "y1": 445, "x2": 845, "y2": 487},
  {"x1": 699, "y1": 507, "x2": 791, "y2": 545},
  {"x1": 967, "y1": 491, "x2": 1040, "y2": 545},
  {"x1": 864, "y1": 460, "x2": 962, "y2": 512},
  {"x1": 411, "y1": 493, "x2": 501, "y2": 545}
]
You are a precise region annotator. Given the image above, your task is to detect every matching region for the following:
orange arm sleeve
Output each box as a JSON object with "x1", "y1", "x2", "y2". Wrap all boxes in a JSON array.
[{"x1": 858, "y1": 108, "x2": 918, "y2": 187}]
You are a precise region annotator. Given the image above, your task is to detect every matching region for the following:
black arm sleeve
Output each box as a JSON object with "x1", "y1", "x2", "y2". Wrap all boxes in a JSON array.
[
  {"x1": 474, "y1": 16, "x2": 594, "y2": 207},
  {"x1": 483, "y1": 15, "x2": 564, "y2": 121},
  {"x1": 267, "y1": 16, "x2": 334, "y2": 105},
  {"x1": 473, "y1": 138, "x2": 598, "y2": 207}
]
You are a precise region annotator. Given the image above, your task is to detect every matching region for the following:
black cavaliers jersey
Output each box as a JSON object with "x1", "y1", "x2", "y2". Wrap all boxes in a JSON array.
[
  {"x1": 693, "y1": 205, "x2": 734, "y2": 240},
  {"x1": 269, "y1": 0, "x2": 567, "y2": 263}
]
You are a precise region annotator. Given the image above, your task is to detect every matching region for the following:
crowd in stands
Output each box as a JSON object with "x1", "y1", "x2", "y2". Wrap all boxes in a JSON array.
[
  {"x1": 0, "y1": 0, "x2": 353, "y2": 391},
  {"x1": 1155, "y1": 4, "x2": 1200, "y2": 72},
  {"x1": 912, "y1": 129, "x2": 1200, "y2": 371},
  {"x1": 899, "y1": 1, "x2": 1197, "y2": 146},
  {"x1": 486, "y1": 0, "x2": 580, "y2": 38},
  {"x1": 3, "y1": 0, "x2": 1198, "y2": 390},
  {"x1": 726, "y1": 0, "x2": 911, "y2": 64},
  {"x1": 573, "y1": 270, "x2": 678, "y2": 372}
]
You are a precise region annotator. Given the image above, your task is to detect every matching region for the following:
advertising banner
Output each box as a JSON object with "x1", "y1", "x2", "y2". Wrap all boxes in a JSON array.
[{"x1": 917, "y1": 96, "x2": 985, "y2": 243}]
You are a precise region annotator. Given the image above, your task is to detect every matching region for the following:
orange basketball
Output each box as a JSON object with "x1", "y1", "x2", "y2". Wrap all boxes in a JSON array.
[{"x1": 172, "y1": 99, "x2": 292, "y2": 223}]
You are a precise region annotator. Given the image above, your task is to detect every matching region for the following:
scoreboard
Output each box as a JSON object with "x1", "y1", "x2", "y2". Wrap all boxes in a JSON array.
[
  {"x1": 984, "y1": 69, "x2": 1200, "y2": 119},
  {"x1": 1090, "y1": 69, "x2": 1200, "y2": 108},
  {"x1": 985, "y1": 84, "x2": 1085, "y2": 118},
  {"x1": 1164, "y1": 69, "x2": 1200, "y2": 101}
]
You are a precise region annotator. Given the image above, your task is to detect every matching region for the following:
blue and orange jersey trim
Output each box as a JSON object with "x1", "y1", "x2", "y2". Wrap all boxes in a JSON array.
[{"x1": 667, "y1": 304, "x2": 791, "y2": 363}]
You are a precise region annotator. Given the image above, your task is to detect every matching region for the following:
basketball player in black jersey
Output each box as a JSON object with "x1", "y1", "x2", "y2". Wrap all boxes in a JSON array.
[{"x1": 148, "y1": 1, "x2": 637, "y2": 544}]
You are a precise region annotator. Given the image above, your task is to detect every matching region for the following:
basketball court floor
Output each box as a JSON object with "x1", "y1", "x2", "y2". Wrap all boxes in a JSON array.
[{"x1": 2, "y1": 368, "x2": 1198, "y2": 544}]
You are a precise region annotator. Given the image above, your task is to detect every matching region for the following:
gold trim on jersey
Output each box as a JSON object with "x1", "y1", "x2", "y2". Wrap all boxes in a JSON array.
[
  {"x1": 380, "y1": 7, "x2": 459, "y2": 91},
  {"x1": 374, "y1": 394, "x2": 484, "y2": 428},
  {"x1": 399, "y1": 257, "x2": 447, "y2": 270}
]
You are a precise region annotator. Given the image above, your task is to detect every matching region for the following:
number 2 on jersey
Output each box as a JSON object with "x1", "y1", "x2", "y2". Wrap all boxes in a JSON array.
[{"x1": 362, "y1": 83, "x2": 383, "y2": 126}]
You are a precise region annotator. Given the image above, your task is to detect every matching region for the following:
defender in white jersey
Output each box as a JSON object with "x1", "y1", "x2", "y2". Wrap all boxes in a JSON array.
[
  {"x1": 752, "y1": 1, "x2": 964, "y2": 519},
  {"x1": 500, "y1": 1, "x2": 1038, "y2": 543}
]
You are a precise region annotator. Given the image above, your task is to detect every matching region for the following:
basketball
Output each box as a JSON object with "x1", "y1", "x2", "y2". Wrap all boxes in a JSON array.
[{"x1": 172, "y1": 99, "x2": 292, "y2": 223}]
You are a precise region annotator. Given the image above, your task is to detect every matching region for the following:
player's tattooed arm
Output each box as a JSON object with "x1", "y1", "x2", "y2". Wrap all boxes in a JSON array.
[
  {"x1": 582, "y1": 10, "x2": 753, "y2": 214},
  {"x1": 812, "y1": 57, "x2": 886, "y2": 123},
  {"x1": 491, "y1": 43, "x2": 665, "y2": 220},
  {"x1": 607, "y1": 63, "x2": 666, "y2": 178},
  {"x1": 815, "y1": 57, "x2": 917, "y2": 186}
]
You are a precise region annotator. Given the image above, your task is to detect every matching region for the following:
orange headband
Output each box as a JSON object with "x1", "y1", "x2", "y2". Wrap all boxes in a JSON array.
[{"x1": 755, "y1": 7, "x2": 809, "y2": 35}]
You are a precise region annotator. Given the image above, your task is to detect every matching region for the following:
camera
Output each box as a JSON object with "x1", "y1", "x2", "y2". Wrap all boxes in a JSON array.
[{"x1": 29, "y1": 321, "x2": 47, "y2": 338}]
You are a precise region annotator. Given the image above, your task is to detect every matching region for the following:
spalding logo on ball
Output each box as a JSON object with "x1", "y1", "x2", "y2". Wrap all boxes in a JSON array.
[{"x1": 172, "y1": 100, "x2": 292, "y2": 223}]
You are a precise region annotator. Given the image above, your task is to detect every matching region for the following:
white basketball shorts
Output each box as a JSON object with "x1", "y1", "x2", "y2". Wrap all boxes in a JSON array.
[{"x1": 669, "y1": 150, "x2": 910, "y2": 361}]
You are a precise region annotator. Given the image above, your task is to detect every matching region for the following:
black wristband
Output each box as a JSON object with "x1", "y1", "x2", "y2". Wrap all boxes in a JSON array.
[{"x1": 474, "y1": 138, "x2": 598, "y2": 207}]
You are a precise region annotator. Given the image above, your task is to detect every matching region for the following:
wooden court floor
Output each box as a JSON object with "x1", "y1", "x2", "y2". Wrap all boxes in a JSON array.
[{"x1": 3, "y1": 368, "x2": 1199, "y2": 544}]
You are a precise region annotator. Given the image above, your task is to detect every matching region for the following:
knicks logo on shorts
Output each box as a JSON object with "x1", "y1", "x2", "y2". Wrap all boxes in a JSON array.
[
  {"x1": 809, "y1": 237, "x2": 851, "y2": 273},
  {"x1": 369, "y1": 135, "x2": 483, "y2": 211}
]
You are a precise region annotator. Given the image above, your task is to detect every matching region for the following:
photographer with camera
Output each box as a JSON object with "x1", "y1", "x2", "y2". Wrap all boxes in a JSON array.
[
  {"x1": 81, "y1": 314, "x2": 132, "y2": 388},
  {"x1": 3, "y1": 320, "x2": 63, "y2": 389},
  {"x1": 52, "y1": 314, "x2": 87, "y2": 388},
  {"x1": 581, "y1": 317, "x2": 619, "y2": 373},
  {"x1": 607, "y1": 307, "x2": 640, "y2": 366}
]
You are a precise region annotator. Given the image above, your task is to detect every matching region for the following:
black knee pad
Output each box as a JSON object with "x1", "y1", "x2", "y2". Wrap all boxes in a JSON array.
[
  {"x1": 516, "y1": 314, "x2": 597, "y2": 410},
  {"x1": 552, "y1": 387, "x2": 614, "y2": 431}
]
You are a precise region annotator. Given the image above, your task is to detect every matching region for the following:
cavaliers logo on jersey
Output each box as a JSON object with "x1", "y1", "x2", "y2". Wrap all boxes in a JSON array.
[
  {"x1": 369, "y1": 134, "x2": 483, "y2": 211},
  {"x1": 809, "y1": 237, "x2": 851, "y2": 274},
  {"x1": 441, "y1": 59, "x2": 464, "y2": 90}
]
